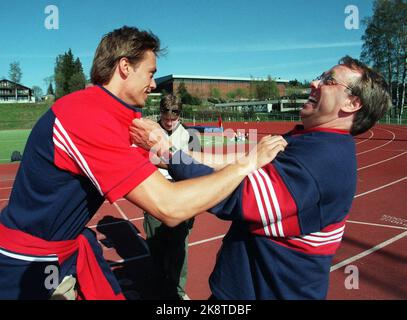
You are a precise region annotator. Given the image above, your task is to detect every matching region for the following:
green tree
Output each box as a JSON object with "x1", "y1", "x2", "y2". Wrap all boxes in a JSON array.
[
  {"x1": 177, "y1": 82, "x2": 189, "y2": 100},
  {"x1": 251, "y1": 76, "x2": 279, "y2": 100},
  {"x1": 31, "y1": 86, "x2": 43, "y2": 100},
  {"x1": 47, "y1": 83, "x2": 54, "y2": 95},
  {"x1": 210, "y1": 87, "x2": 222, "y2": 99},
  {"x1": 234, "y1": 88, "x2": 248, "y2": 99},
  {"x1": 361, "y1": 0, "x2": 407, "y2": 116},
  {"x1": 253, "y1": 80, "x2": 268, "y2": 100},
  {"x1": 176, "y1": 81, "x2": 201, "y2": 105},
  {"x1": 266, "y1": 76, "x2": 279, "y2": 99},
  {"x1": 69, "y1": 58, "x2": 86, "y2": 92},
  {"x1": 393, "y1": 0, "x2": 407, "y2": 115},
  {"x1": 208, "y1": 87, "x2": 222, "y2": 104},
  {"x1": 289, "y1": 79, "x2": 301, "y2": 87},
  {"x1": 9, "y1": 61, "x2": 23, "y2": 100},
  {"x1": 9, "y1": 61, "x2": 22, "y2": 84},
  {"x1": 302, "y1": 80, "x2": 311, "y2": 88},
  {"x1": 44, "y1": 75, "x2": 54, "y2": 94},
  {"x1": 226, "y1": 90, "x2": 237, "y2": 100},
  {"x1": 54, "y1": 49, "x2": 86, "y2": 98}
]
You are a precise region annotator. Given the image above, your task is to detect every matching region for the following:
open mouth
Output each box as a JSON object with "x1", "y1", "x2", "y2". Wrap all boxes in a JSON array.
[
  {"x1": 307, "y1": 96, "x2": 318, "y2": 104},
  {"x1": 302, "y1": 93, "x2": 319, "y2": 110}
]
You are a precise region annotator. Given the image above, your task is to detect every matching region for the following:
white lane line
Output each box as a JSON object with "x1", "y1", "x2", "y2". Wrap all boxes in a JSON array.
[
  {"x1": 354, "y1": 177, "x2": 407, "y2": 198},
  {"x1": 87, "y1": 216, "x2": 144, "y2": 229},
  {"x1": 346, "y1": 220, "x2": 407, "y2": 230},
  {"x1": 380, "y1": 124, "x2": 407, "y2": 132},
  {"x1": 355, "y1": 129, "x2": 374, "y2": 145},
  {"x1": 0, "y1": 186, "x2": 12, "y2": 190},
  {"x1": 113, "y1": 202, "x2": 130, "y2": 221},
  {"x1": 358, "y1": 151, "x2": 407, "y2": 171},
  {"x1": 103, "y1": 198, "x2": 126, "y2": 204},
  {"x1": 188, "y1": 234, "x2": 225, "y2": 247},
  {"x1": 330, "y1": 230, "x2": 407, "y2": 272},
  {"x1": 356, "y1": 128, "x2": 395, "y2": 155}
]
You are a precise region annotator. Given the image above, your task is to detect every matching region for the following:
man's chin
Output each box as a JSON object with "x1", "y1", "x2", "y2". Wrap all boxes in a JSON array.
[
  {"x1": 300, "y1": 105, "x2": 315, "y2": 118},
  {"x1": 136, "y1": 101, "x2": 146, "y2": 108},
  {"x1": 299, "y1": 110, "x2": 309, "y2": 118}
]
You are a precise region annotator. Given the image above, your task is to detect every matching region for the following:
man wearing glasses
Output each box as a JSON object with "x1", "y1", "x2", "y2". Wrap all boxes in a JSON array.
[
  {"x1": 131, "y1": 56, "x2": 392, "y2": 299},
  {"x1": 144, "y1": 94, "x2": 200, "y2": 300}
]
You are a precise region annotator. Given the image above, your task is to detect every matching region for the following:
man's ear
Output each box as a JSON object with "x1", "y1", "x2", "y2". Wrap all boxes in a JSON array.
[
  {"x1": 342, "y1": 96, "x2": 362, "y2": 113},
  {"x1": 118, "y1": 57, "x2": 130, "y2": 78}
]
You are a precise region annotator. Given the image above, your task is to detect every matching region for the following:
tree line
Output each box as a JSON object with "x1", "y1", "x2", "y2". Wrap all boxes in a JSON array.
[
  {"x1": 173, "y1": 76, "x2": 283, "y2": 106},
  {"x1": 4, "y1": 0, "x2": 405, "y2": 111},
  {"x1": 361, "y1": 0, "x2": 406, "y2": 117},
  {"x1": 6, "y1": 48, "x2": 87, "y2": 101}
]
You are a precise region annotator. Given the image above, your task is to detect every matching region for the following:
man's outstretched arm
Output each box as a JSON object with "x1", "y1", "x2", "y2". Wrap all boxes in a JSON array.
[
  {"x1": 130, "y1": 118, "x2": 245, "y2": 170},
  {"x1": 125, "y1": 134, "x2": 287, "y2": 227}
]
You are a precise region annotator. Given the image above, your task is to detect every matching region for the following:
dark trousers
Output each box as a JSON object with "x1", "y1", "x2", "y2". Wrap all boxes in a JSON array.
[{"x1": 143, "y1": 213, "x2": 194, "y2": 299}]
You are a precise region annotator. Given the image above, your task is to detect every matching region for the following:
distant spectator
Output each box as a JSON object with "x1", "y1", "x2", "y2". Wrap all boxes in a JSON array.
[{"x1": 143, "y1": 94, "x2": 200, "y2": 300}]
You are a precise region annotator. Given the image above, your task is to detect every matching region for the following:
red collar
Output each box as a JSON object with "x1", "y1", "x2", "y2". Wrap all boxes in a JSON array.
[{"x1": 291, "y1": 125, "x2": 350, "y2": 136}]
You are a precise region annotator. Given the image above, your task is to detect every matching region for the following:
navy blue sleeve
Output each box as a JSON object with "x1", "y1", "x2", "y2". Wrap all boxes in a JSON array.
[
  {"x1": 168, "y1": 150, "x2": 214, "y2": 180},
  {"x1": 168, "y1": 150, "x2": 244, "y2": 221}
]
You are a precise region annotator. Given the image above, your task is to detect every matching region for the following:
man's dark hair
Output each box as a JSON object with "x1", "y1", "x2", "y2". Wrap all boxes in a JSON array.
[
  {"x1": 339, "y1": 56, "x2": 392, "y2": 136},
  {"x1": 91, "y1": 26, "x2": 161, "y2": 85}
]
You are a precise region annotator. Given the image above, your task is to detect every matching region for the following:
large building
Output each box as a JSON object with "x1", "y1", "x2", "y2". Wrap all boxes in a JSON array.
[
  {"x1": 154, "y1": 74, "x2": 289, "y2": 99},
  {"x1": 0, "y1": 79, "x2": 34, "y2": 103}
]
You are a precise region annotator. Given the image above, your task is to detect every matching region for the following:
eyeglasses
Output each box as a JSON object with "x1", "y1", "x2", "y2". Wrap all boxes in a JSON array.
[{"x1": 315, "y1": 73, "x2": 353, "y2": 93}]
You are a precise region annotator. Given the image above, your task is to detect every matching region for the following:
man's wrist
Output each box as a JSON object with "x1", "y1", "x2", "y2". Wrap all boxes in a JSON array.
[{"x1": 233, "y1": 155, "x2": 256, "y2": 176}]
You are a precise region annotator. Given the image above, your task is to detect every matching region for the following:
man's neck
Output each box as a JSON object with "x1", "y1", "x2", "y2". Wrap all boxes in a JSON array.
[
  {"x1": 103, "y1": 80, "x2": 131, "y2": 105},
  {"x1": 303, "y1": 116, "x2": 353, "y2": 133}
]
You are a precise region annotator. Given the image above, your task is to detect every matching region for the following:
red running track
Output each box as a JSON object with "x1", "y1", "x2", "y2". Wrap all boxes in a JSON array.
[{"x1": 0, "y1": 122, "x2": 406, "y2": 300}]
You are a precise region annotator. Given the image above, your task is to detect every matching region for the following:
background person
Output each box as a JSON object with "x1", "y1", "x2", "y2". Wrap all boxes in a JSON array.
[{"x1": 144, "y1": 94, "x2": 200, "y2": 300}]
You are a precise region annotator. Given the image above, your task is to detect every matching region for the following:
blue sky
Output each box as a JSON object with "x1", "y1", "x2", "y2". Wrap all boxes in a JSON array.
[{"x1": 0, "y1": 0, "x2": 374, "y2": 91}]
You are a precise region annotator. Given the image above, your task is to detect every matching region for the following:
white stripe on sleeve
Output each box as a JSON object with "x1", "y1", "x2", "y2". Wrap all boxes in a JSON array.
[{"x1": 248, "y1": 173, "x2": 271, "y2": 237}]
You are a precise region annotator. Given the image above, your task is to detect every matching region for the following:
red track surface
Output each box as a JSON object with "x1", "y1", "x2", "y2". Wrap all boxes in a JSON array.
[{"x1": 0, "y1": 122, "x2": 406, "y2": 300}]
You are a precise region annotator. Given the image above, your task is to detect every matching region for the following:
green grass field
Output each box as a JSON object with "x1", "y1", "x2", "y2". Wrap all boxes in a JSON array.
[
  {"x1": 0, "y1": 102, "x2": 50, "y2": 163},
  {"x1": 0, "y1": 102, "x2": 51, "y2": 130},
  {"x1": 0, "y1": 129, "x2": 31, "y2": 163},
  {"x1": 200, "y1": 135, "x2": 228, "y2": 146},
  {"x1": 200, "y1": 135, "x2": 251, "y2": 146}
]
